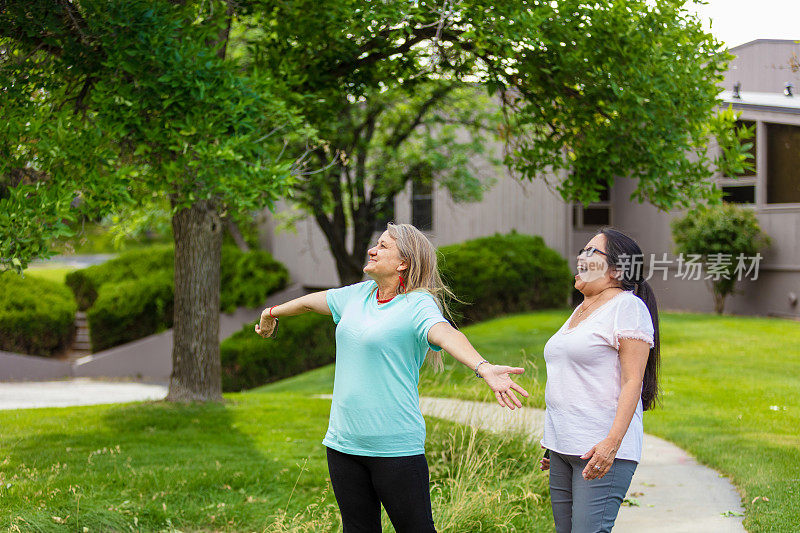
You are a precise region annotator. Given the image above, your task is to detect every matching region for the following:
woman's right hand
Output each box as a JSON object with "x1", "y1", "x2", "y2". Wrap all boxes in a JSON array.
[
  {"x1": 540, "y1": 445, "x2": 550, "y2": 471},
  {"x1": 255, "y1": 311, "x2": 278, "y2": 339}
]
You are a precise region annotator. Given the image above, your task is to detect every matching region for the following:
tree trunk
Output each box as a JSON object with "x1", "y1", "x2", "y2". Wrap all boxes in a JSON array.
[
  {"x1": 710, "y1": 281, "x2": 726, "y2": 314},
  {"x1": 336, "y1": 256, "x2": 366, "y2": 286},
  {"x1": 224, "y1": 218, "x2": 250, "y2": 252},
  {"x1": 167, "y1": 199, "x2": 223, "y2": 402}
]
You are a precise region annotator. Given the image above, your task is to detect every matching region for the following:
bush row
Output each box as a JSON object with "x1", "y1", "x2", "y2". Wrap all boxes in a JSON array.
[
  {"x1": 220, "y1": 313, "x2": 336, "y2": 392},
  {"x1": 0, "y1": 272, "x2": 77, "y2": 357},
  {"x1": 65, "y1": 245, "x2": 174, "y2": 311},
  {"x1": 439, "y1": 231, "x2": 573, "y2": 325},
  {"x1": 87, "y1": 269, "x2": 175, "y2": 352},
  {"x1": 64, "y1": 245, "x2": 289, "y2": 352}
]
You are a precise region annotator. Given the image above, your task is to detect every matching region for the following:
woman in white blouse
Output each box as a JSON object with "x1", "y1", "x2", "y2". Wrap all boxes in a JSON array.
[{"x1": 539, "y1": 227, "x2": 660, "y2": 533}]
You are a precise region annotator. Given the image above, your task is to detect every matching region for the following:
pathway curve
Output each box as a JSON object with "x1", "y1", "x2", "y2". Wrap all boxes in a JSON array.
[{"x1": 419, "y1": 397, "x2": 746, "y2": 533}]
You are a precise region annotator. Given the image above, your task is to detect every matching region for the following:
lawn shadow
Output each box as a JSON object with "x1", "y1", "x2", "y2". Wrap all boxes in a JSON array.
[{"x1": 1, "y1": 394, "x2": 338, "y2": 532}]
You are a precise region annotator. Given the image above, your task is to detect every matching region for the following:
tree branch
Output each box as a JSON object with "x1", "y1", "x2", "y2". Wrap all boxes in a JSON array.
[{"x1": 328, "y1": 26, "x2": 464, "y2": 78}]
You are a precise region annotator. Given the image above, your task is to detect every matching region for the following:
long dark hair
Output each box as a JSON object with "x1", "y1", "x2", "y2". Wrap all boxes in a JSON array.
[{"x1": 599, "y1": 227, "x2": 661, "y2": 411}]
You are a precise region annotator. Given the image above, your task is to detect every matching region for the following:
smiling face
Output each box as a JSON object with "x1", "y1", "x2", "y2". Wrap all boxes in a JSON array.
[
  {"x1": 363, "y1": 230, "x2": 408, "y2": 281},
  {"x1": 575, "y1": 233, "x2": 617, "y2": 294}
]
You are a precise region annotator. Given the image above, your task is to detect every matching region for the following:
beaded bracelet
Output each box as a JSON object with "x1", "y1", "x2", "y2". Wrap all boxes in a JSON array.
[{"x1": 474, "y1": 359, "x2": 489, "y2": 378}]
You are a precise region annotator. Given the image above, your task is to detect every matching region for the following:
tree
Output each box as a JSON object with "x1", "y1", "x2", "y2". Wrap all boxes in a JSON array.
[
  {"x1": 671, "y1": 204, "x2": 770, "y2": 314},
  {"x1": 244, "y1": 0, "x2": 737, "y2": 284},
  {"x1": 0, "y1": 0, "x2": 307, "y2": 401},
  {"x1": 284, "y1": 80, "x2": 501, "y2": 284}
]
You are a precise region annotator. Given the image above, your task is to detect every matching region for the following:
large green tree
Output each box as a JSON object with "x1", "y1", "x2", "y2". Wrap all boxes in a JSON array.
[
  {"x1": 0, "y1": 0, "x2": 306, "y2": 401},
  {"x1": 2, "y1": 0, "x2": 747, "y2": 397},
  {"x1": 243, "y1": 0, "x2": 740, "y2": 284}
]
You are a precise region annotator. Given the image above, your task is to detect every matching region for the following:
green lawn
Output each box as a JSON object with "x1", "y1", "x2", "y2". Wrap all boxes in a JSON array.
[
  {"x1": 2, "y1": 310, "x2": 797, "y2": 531},
  {"x1": 22, "y1": 265, "x2": 79, "y2": 285},
  {"x1": 435, "y1": 310, "x2": 800, "y2": 532},
  {"x1": 260, "y1": 310, "x2": 800, "y2": 532},
  {"x1": 0, "y1": 392, "x2": 550, "y2": 532}
]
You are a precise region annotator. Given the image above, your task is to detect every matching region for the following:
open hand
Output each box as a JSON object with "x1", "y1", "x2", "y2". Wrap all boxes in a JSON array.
[
  {"x1": 480, "y1": 364, "x2": 529, "y2": 410},
  {"x1": 255, "y1": 312, "x2": 278, "y2": 339}
]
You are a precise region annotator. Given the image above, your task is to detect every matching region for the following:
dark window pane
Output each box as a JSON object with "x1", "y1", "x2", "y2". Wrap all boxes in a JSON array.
[
  {"x1": 598, "y1": 186, "x2": 610, "y2": 202},
  {"x1": 582, "y1": 207, "x2": 610, "y2": 226},
  {"x1": 721, "y1": 185, "x2": 755, "y2": 204},
  {"x1": 412, "y1": 199, "x2": 432, "y2": 230},
  {"x1": 737, "y1": 120, "x2": 757, "y2": 177},
  {"x1": 412, "y1": 180, "x2": 433, "y2": 231},
  {"x1": 413, "y1": 180, "x2": 432, "y2": 196},
  {"x1": 573, "y1": 205, "x2": 581, "y2": 227},
  {"x1": 767, "y1": 123, "x2": 800, "y2": 204}
]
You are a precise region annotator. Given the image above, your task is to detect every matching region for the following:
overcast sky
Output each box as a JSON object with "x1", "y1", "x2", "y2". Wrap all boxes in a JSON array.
[{"x1": 685, "y1": 0, "x2": 800, "y2": 48}]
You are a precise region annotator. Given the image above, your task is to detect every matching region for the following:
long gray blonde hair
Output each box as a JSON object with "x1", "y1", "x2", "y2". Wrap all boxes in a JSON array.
[{"x1": 383, "y1": 223, "x2": 457, "y2": 372}]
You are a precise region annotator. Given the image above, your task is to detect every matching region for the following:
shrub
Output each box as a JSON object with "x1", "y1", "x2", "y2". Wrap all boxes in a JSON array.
[
  {"x1": 68, "y1": 244, "x2": 289, "y2": 312},
  {"x1": 219, "y1": 248, "x2": 290, "y2": 313},
  {"x1": 438, "y1": 231, "x2": 573, "y2": 324},
  {"x1": 671, "y1": 203, "x2": 770, "y2": 314},
  {"x1": 79, "y1": 244, "x2": 289, "y2": 351},
  {"x1": 220, "y1": 314, "x2": 335, "y2": 392},
  {"x1": 0, "y1": 272, "x2": 77, "y2": 356},
  {"x1": 87, "y1": 269, "x2": 174, "y2": 352},
  {"x1": 65, "y1": 244, "x2": 174, "y2": 310}
]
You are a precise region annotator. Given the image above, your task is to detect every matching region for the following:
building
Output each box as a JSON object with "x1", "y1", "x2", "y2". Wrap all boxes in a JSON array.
[{"x1": 259, "y1": 39, "x2": 800, "y2": 319}]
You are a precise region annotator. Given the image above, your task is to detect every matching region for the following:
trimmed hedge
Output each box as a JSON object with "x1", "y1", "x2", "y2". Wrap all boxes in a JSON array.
[
  {"x1": 219, "y1": 249, "x2": 289, "y2": 313},
  {"x1": 65, "y1": 244, "x2": 174, "y2": 311},
  {"x1": 0, "y1": 272, "x2": 77, "y2": 357},
  {"x1": 220, "y1": 313, "x2": 335, "y2": 392},
  {"x1": 438, "y1": 231, "x2": 573, "y2": 324},
  {"x1": 87, "y1": 269, "x2": 174, "y2": 352},
  {"x1": 71, "y1": 245, "x2": 289, "y2": 352}
]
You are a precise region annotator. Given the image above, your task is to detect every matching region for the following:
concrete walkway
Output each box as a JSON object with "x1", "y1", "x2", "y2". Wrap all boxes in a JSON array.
[
  {"x1": 0, "y1": 379, "x2": 168, "y2": 410},
  {"x1": 420, "y1": 397, "x2": 746, "y2": 533}
]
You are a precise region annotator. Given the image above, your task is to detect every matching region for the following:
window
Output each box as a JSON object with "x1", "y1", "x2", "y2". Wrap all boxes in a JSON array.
[
  {"x1": 572, "y1": 186, "x2": 611, "y2": 228},
  {"x1": 721, "y1": 185, "x2": 756, "y2": 204},
  {"x1": 717, "y1": 120, "x2": 757, "y2": 204},
  {"x1": 766, "y1": 123, "x2": 800, "y2": 204},
  {"x1": 411, "y1": 180, "x2": 433, "y2": 231},
  {"x1": 737, "y1": 120, "x2": 757, "y2": 177}
]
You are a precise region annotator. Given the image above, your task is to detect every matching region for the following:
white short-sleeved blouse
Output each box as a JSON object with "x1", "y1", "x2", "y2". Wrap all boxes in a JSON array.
[{"x1": 540, "y1": 290, "x2": 655, "y2": 462}]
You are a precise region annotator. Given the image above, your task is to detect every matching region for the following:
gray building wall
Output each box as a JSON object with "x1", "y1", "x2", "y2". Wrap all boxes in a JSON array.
[
  {"x1": 723, "y1": 39, "x2": 800, "y2": 94},
  {"x1": 603, "y1": 105, "x2": 800, "y2": 319}
]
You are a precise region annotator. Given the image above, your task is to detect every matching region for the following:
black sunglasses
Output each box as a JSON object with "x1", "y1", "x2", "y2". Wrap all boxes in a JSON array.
[{"x1": 578, "y1": 246, "x2": 608, "y2": 258}]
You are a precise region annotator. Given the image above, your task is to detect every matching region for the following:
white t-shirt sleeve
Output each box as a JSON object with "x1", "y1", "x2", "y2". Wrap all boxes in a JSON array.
[{"x1": 612, "y1": 295, "x2": 655, "y2": 350}]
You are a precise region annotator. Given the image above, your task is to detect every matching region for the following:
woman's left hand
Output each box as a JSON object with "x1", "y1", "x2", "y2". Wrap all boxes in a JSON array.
[
  {"x1": 581, "y1": 437, "x2": 620, "y2": 480},
  {"x1": 480, "y1": 364, "x2": 529, "y2": 410}
]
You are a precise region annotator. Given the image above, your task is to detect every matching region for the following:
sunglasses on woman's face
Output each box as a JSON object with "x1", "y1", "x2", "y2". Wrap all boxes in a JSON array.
[{"x1": 578, "y1": 246, "x2": 608, "y2": 258}]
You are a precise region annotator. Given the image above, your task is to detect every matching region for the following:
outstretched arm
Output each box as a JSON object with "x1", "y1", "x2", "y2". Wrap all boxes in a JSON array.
[
  {"x1": 427, "y1": 322, "x2": 529, "y2": 410},
  {"x1": 255, "y1": 291, "x2": 331, "y2": 338}
]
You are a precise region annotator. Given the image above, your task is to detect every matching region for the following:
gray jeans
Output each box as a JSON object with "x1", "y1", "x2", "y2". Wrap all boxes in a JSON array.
[{"x1": 548, "y1": 450, "x2": 637, "y2": 533}]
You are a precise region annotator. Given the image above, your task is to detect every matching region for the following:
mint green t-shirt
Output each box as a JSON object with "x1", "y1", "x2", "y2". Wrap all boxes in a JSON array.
[{"x1": 323, "y1": 280, "x2": 448, "y2": 457}]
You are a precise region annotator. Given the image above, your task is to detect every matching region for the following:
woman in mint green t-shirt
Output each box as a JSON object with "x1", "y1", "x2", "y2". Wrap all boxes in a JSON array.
[{"x1": 256, "y1": 223, "x2": 528, "y2": 533}]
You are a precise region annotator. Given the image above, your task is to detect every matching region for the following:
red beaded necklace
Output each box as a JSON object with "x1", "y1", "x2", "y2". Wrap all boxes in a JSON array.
[{"x1": 376, "y1": 276, "x2": 406, "y2": 304}]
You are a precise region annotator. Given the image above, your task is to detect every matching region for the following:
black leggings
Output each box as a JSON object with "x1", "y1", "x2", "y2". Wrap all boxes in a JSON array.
[{"x1": 326, "y1": 446, "x2": 437, "y2": 533}]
